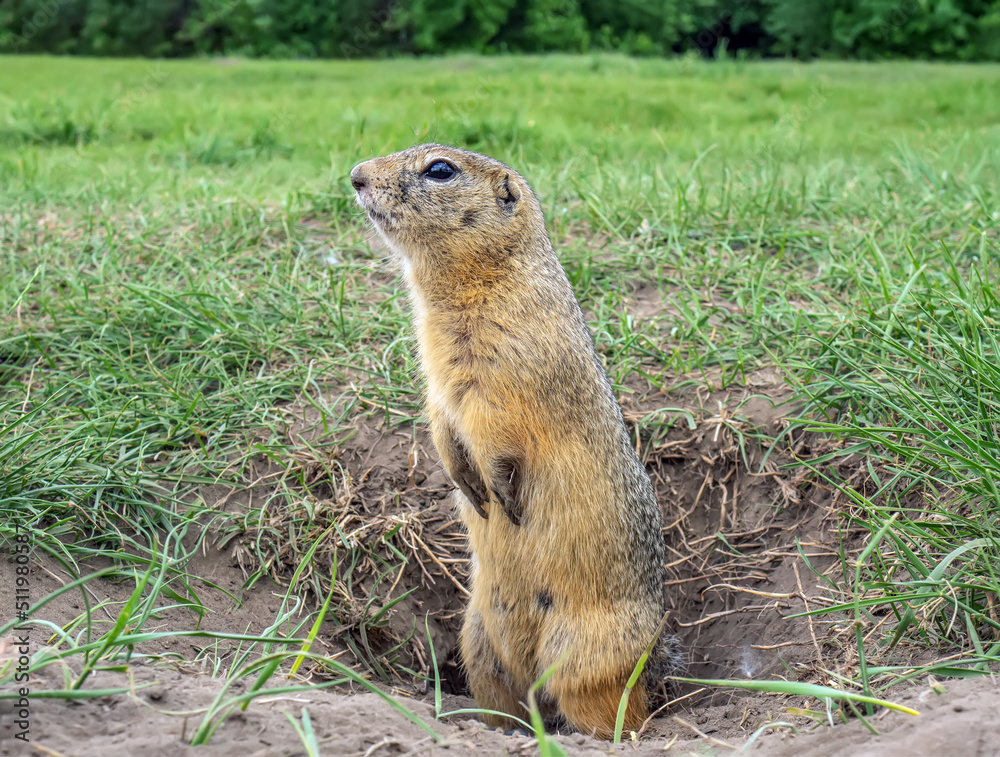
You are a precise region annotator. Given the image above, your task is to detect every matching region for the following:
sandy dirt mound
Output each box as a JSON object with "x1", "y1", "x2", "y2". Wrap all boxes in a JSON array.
[
  {"x1": 749, "y1": 675, "x2": 1000, "y2": 757},
  {"x1": 2, "y1": 663, "x2": 997, "y2": 756}
]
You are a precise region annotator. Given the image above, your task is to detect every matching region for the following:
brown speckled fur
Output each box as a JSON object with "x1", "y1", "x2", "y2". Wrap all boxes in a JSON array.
[{"x1": 351, "y1": 144, "x2": 680, "y2": 739}]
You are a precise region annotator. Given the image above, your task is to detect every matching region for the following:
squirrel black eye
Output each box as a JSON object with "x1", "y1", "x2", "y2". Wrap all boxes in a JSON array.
[{"x1": 424, "y1": 161, "x2": 456, "y2": 181}]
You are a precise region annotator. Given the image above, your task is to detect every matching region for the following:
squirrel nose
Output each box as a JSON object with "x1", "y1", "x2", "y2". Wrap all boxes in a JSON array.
[{"x1": 350, "y1": 165, "x2": 367, "y2": 191}]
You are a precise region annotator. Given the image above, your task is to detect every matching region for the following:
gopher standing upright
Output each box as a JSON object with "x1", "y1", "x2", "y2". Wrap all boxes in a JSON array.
[{"x1": 351, "y1": 144, "x2": 679, "y2": 738}]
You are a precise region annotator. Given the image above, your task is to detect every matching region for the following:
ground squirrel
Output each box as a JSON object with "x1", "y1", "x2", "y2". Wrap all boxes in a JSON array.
[{"x1": 351, "y1": 144, "x2": 680, "y2": 738}]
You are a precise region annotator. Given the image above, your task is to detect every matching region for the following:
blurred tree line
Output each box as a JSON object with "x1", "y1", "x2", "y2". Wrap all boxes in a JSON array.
[{"x1": 2, "y1": 0, "x2": 999, "y2": 59}]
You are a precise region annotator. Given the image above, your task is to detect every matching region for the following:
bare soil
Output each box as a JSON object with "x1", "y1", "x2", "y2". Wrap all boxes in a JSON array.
[
  {"x1": 2, "y1": 350, "x2": 998, "y2": 754},
  {"x1": 1, "y1": 662, "x2": 998, "y2": 757}
]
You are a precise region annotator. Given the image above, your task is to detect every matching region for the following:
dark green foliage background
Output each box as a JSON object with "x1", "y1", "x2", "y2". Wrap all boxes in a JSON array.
[{"x1": 2, "y1": 0, "x2": 999, "y2": 59}]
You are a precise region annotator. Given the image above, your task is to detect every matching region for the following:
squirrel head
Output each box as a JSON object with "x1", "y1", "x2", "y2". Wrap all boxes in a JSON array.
[{"x1": 351, "y1": 144, "x2": 547, "y2": 288}]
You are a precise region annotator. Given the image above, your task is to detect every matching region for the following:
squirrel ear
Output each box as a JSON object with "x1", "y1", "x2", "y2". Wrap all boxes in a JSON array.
[{"x1": 496, "y1": 173, "x2": 520, "y2": 213}]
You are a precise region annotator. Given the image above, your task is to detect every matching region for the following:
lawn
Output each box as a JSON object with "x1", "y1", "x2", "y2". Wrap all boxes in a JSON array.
[{"x1": 1, "y1": 54, "x2": 999, "y2": 751}]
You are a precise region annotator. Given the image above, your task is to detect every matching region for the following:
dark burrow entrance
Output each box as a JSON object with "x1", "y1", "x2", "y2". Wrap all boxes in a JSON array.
[{"x1": 263, "y1": 371, "x2": 854, "y2": 742}]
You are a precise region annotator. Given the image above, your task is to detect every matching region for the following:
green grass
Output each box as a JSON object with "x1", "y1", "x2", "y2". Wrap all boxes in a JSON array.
[{"x1": 2, "y1": 54, "x2": 999, "y2": 746}]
